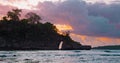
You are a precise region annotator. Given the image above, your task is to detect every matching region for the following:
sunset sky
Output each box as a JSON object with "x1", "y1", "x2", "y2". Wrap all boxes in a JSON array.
[{"x1": 0, "y1": 0, "x2": 120, "y2": 47}]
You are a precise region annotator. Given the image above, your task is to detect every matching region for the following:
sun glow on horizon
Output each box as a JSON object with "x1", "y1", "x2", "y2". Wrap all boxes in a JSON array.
[
  {"x1": 55, "y1": 24, "x2": 73, "y2": 31},
  {"x1": 70, "y1": 33, "x2": 120, "y2": 47}
]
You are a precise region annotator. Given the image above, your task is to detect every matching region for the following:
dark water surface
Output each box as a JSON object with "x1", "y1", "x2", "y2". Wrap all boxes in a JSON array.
[{"x1": 0, "y1": 50, "x2": 120, "y2": 63}]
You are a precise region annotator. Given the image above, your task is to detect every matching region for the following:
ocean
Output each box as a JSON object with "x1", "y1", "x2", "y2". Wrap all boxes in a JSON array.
[{"x1": 0, "y1": 50, "x2": 120, "y2": 63}]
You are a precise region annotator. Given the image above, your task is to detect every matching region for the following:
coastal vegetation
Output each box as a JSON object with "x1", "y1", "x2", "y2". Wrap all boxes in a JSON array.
[
  {"x1": 0, "y1": 9, "x2": 91, "y2": 50},
  {"x1": 93, "y1": 45, "x2": 120, "y2": 50}
]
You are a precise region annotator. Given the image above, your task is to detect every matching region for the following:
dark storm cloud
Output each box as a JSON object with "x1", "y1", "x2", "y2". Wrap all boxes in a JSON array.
[
  {"x1": 86, "y1": 2, "x2": 120, "y2": 38},
  {"x1": 87, "y1": 3, "x2": 120, "y2": 24},
  {"x1": 87, "y1": 16, "x2": 120, "y2": 38}
]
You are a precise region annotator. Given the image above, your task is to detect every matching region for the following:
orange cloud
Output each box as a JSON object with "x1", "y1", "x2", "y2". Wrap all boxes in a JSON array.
[
  {"x1": 55, "y1": 24, "x2": 73, "y2": 31},
  {"x1": 96, "y1": 37, "x2": 112, "y2": 42},
  {"x1": 70, "y1": 33, "x2": 120, "y2": 47}
]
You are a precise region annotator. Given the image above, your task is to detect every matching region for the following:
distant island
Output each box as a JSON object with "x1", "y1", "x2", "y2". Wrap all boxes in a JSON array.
[
  {"x1": 93, "y1": 45, "x2": 120, "y2": 50},
  {"x1": 0, "y1": 9, "x2": 91, "y2": 50}
]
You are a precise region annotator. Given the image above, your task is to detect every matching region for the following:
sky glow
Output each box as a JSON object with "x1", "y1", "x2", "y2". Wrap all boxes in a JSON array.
[{"x1": 0, "y1": 0, "x2": 116, "y2": 10}]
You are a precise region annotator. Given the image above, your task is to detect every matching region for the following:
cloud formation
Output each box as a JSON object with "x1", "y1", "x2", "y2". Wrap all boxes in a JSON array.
[
  {"x1": 71, "y1": 33, "x2": 120, "y2": 47},
  {"x1": 86, "y1": 2, "x2": 120, "y2": 38},
  {"x1": 88, "y1": 3, "x2": 120, "y2": 24},
  {"x1": 35, "y1": 0, "x2": 120, "y2": 38},
  {"x1": 37, "y1": 0, "x2": 89, "y2": 31}
]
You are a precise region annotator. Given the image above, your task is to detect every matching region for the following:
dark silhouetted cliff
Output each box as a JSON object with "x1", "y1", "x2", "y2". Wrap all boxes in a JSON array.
[{"x1": 0, "y1": 9, "x2": 91, "y2": 50}]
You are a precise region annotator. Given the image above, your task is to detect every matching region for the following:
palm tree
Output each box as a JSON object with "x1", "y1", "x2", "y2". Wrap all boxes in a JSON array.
[
  {"x1": 7, "y1": 9, "x2": 22, "y2": 21},
  {"x1": 25, "y1": 12, "x2": 42, "y2": 24}
]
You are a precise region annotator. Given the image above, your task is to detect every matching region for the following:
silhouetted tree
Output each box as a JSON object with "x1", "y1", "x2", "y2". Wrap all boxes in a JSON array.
[
  {"x1": 7, "y1": 9, "x2": 22, "y2": 21},
  {"x1": 25, "y1": 12, "x2": 42, "y2": 24},
  {"x1": 2, "y1": 16, "x2": 8, "y2": 21},
  {"x1": 62, "y1": 31, "x2": 70, "y2": 36}
]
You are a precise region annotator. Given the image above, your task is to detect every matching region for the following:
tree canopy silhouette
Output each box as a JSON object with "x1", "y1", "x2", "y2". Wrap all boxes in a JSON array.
[
  {"x1": 25, "y1": 12, "x2": 42, "y2": 24},
  {"x1": 7, "y1": 9, "x2": 22, "y2": 21}
]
